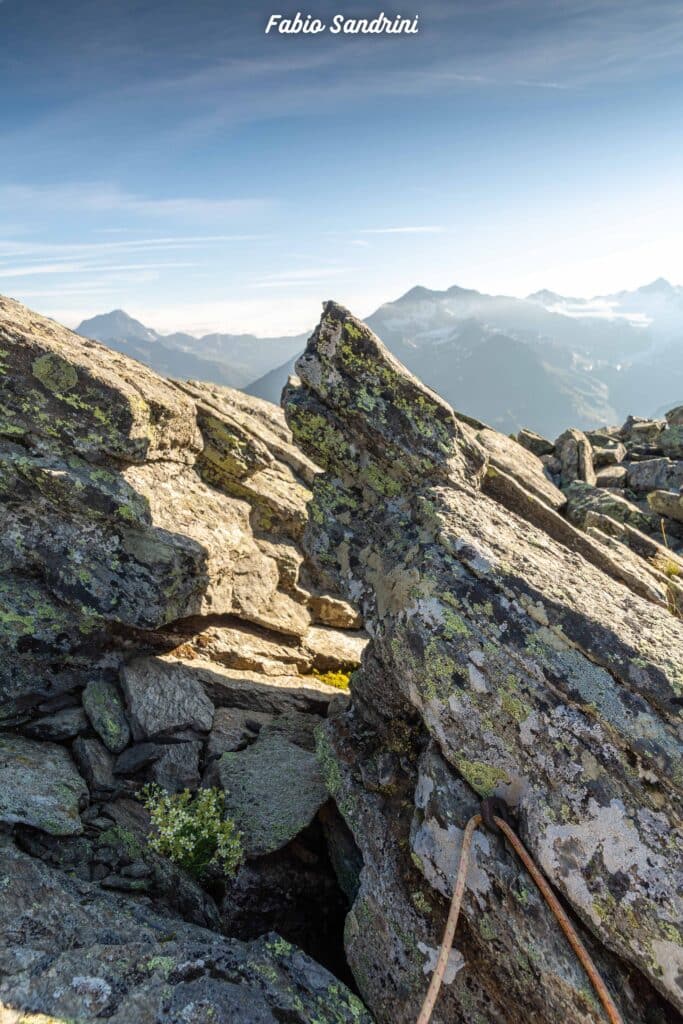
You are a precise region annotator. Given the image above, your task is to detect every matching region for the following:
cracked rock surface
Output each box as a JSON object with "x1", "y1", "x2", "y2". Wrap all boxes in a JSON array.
[
  {"x1": 284, "y1": 301, "x2": 682, "y2": 1023},
  {"x1": 0, "y1": 295, "x2": 367, "y2": 1022}
]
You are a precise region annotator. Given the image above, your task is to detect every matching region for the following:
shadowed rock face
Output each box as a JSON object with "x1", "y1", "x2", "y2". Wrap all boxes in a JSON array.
[
  {"x1": 284, "y1": 301, "x2": 683, "y2": 1023},
  {"x1": 0, "y1": 837, "x2": 370, "y2": 1024}
]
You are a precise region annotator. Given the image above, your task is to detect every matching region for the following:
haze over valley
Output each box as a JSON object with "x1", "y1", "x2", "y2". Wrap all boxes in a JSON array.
[{"x1": 73, "y1": 277, "x2": 683, "y2": 437}]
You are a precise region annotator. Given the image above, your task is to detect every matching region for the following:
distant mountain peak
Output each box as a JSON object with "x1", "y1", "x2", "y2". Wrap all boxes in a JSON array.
[
  {"x1": 390, "y1": 283, "x2": 483, "y2": 306},
  {"x1": 392, "y1": 285, "x2": 441, "y2": 304},
  {"x1": 636, "y1": 277, "x2": 675, "y2": 295},
  {"x1": 445, "y1": 283, "x2": 480, "y2": 298},
  {"x1": 527, "y1": 289, "x2": 567, "y2": 304},
  {"x1": 77, "y1": 309, "x2": 158, "y2": 343}
]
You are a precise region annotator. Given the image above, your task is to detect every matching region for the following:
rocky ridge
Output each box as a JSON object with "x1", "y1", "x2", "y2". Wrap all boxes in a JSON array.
[
  {"x1": 516, "y1": 410, "x2": 683, "y2": 613},
  {"x1": 284, "y1": 301, "x2": 682, "y2": 1023},
  {"x1": 1, "y1": 293, "x2": 683, "y2": 1023},
  {"x1": 0, "y1": 295, "x2": 368, "y2": 1022}
]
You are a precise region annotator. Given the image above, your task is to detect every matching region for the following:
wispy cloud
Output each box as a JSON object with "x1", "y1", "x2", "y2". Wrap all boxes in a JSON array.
[
  {"x1": 360, "y1": 226, "x2": 445, "y2": 235},
  {"x1": 0, "y1": 262, "x2": 83, "y2": 278},
  {"x1": 14, "y1": 276, "x2": 163, "y2": 299},
  {"x1": 0, "y1": 234, "x2": 267, "y2": 261},
  {"x1": 250, "y1": 267, "x2": 352, "y2": 289},
  {"x1": 0, "y1": 260, "x2": 197, "y2": 278},
  {"x1": 0, "y1": 183, "x2": 271, "y2": 221}
]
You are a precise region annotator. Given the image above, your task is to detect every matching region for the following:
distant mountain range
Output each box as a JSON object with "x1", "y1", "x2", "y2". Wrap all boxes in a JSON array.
[
  {"x1": 76, "y1": 310, "x2": 306, "y2": 391},
  {"x1": 76, "y1": 279, "x2": 683, "y2": 437}
]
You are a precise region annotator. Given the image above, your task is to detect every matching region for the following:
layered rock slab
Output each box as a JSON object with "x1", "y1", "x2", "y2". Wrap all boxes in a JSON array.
[
  {"x1": 285, "y1": 301, "x2": 683, "y2": 1021},
  {"x1": 0, "y1": 296, "x2": 361, "y2": 727}
]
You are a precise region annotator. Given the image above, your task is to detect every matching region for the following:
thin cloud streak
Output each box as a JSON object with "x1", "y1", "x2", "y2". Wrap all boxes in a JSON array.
[
  {"x1": 360, "y1": 226, "x2": 446, "y2": 235},
  {"x1": 0, "y1": 183, "x2": 271, "y2": 220},
  {"x1": 0, "y1": 260, "x2": 197, "y2": 278},
  {"x1": 250, "y1": 272, "x2": 353, "y2": 289},
  {"x1": 0, "y1": 235, "x2": 269, "y2": 260}
]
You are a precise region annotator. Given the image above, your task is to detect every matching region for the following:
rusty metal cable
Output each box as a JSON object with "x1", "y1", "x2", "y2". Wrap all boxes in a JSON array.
[
  {"x1": 416, "y1": 813, "x2": 483, "y2": 1024},
  {"x1": 415, "y1": 808, "x2": 624, "y2": 1024}
]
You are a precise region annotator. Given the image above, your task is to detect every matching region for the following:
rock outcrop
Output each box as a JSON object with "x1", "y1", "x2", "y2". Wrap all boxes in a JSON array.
[
  {"x1": 3, "y1": 291, "x2": 683, "y2": 1024},
  {"x1": 0, "y1": 295, "x2": 367, "y2": 1021},
  {"x1": 284, "y1": 302, "x2": 682, "y2": 1023}
]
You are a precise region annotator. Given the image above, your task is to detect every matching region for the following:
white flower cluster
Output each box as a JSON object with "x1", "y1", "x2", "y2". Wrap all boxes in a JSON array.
[{"x1": 141, "y1": 784, "x2": 243, "y2": 879}]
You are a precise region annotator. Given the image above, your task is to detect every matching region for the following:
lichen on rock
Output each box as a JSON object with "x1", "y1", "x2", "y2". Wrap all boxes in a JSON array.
[
  {"x1": 286, "y1": 300, "x2": 683, "y2": 1022},
  {"x1": 0, "y1": 294, "x2": 371, "y2": 1022}
]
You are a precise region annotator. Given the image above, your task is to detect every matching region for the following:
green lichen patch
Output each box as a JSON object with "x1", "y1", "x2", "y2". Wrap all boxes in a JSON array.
[
  {"x1": 143, "y1": 954, "x2": 175, "y2": 977},
  {"x1": 98, "y1": 825, "x2": 145, "y2": 861},
  {"x1": 0, "y1": 447, "x2": 150, "y2": 526},
  {"x1": 0, "y1": 574, "x2": 101, "y2": 649},
  {"x1": 454, "y1": 757, "x2": 511, "y2": 797},
  {"x1": 32, "y1": 352, "x2": 79, "y2": 394},
  {"x1": 315, "y1": 726, "x2": 343, "y2": 796},
  {"x1": 196, "y1": 407, "x2": 271, "y2": 482},
  {"x1": 82, "y1": 679, "x2": 130, "y2": 753}
]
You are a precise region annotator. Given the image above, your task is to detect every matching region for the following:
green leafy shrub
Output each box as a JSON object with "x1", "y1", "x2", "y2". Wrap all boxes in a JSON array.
[{"x1": 141, "y1": 784, "x2": 243, "y2": 879}]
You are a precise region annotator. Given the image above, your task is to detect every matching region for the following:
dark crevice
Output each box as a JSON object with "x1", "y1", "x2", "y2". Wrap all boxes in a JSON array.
[{"x1": 219, "y1": 812, "x2": 362, "y2": 992}]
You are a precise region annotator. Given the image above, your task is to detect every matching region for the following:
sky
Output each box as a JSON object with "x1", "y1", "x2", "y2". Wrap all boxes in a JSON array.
[{"x1": 1, "y1": 0, "x2": 683, "y2": 336}]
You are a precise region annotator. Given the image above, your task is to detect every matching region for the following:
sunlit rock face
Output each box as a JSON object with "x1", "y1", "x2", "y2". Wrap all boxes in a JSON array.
[
  {"x1": 285, "y1": 300, "x2": 682, "y2": 1023},
  {"x1": 0, "y1": 293, "x2": 364, "y2": 725},
  {"x1": 0, "y1": 294, "x2": 369, "y2": 1023}
]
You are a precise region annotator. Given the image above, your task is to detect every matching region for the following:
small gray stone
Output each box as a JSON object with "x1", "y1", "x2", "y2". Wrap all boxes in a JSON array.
[
  {"x1": 38, "y1": 692, "x2": 81, "y2": 714},
  {"x1": 72, "y1": 736, "x2": 120, "y2": 800},
  {"x1": 626, "y1": 457, "x2": 683, "y2": 494},
  {"x1": 476, "y1": 427, "x2": 566, "y2": 510},
  {"x1": 121, "y1": 656, "x2": 215, "y2": 740},
  {"x1": 592, "y1": 440, "x2": 627, "y2": 467},
  {"x1": 648, "y1": 489, "x2": 683, "y2": 523},
  {"x1": 554, "y1": 427, "x2": 596, "y2": 487},
  {"x1": 23, "y1": 705, "x2": 89, "y2": 741},
  {"x1": 595, "y1": 465, "x2": 627, "y2": 488},
  {"x1": 82, "y1": 679, "x2": 131, "y2": 753},
  {"x1": 219, "y1": 732, "x2": 328, "y2": 857},
  {"x1": 150, "y1": 741, "x2": 202, "y2": 792},
  {"x1": 0, "y1": 733, "x2": 87, "y2": 835},
  {"x1": 120, "y1": 860, "x2": 152, "y2": 879},
  {"x1": 206, "y1": 707, "x2": 272, "y2": 761},
  {"x1": 586, "y1": 427, "x2": 622, "y2": 445},
  {"x1": 564, "y1": 481, "x2": 652, "y2": 532},
  {"x1": 621, "y1": 415, "x2": 665, "y2": 440},
  {"x1": 100, "y1": 873, "x2": 151, "y2": 893},
  {"x1": 516, "y1": 428, "x2": 554, "y2": 457},
  {"x1": 114, "y1": 742, "x2": 165, "y2": 776}
]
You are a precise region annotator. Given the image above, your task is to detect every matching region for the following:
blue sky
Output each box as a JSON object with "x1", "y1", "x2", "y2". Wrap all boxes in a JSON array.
[{"x1": 1, "y1": 0, "x2": 682, "y2": 335}]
